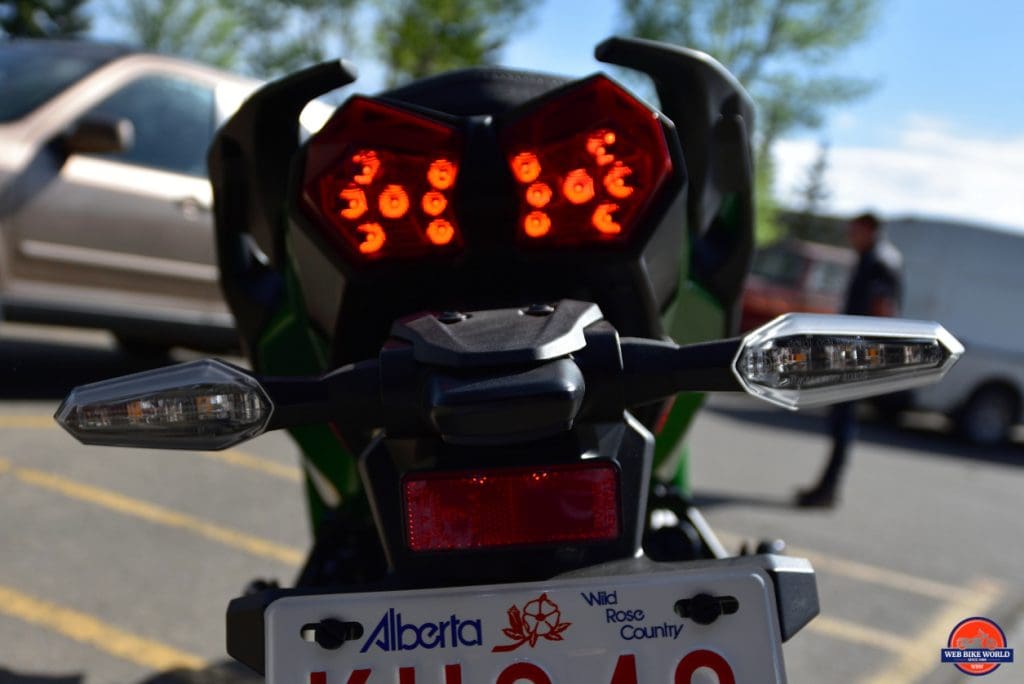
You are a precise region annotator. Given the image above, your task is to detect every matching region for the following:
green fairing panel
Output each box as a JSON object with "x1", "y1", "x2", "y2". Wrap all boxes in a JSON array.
[
  {"x1": 255, "y1": 265, "x2": 361, "y2": 534},
  {"x1": 655, "y1": 279, "x2": 725, "y2": 494},
  {"x1": 653, "y1": 188, "x2": 748, "y2": 492}
]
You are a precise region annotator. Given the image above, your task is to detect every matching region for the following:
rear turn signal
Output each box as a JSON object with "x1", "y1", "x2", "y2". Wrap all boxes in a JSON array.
[
  {"x1": 500, "y1": 75, "x2": 673, "y2": 247},
  {"x1": 734, "y1": 314, "x2": 964, "y2": 409},
  {"x1": 55, "y1": 360, "x2": 271, "y2": 451},
  {"x1": 301, "y1": 97, "x2": 464, "y2": 261},
  {"x1": 403, "y1": 462, "x2": 620, "y2": 552}
]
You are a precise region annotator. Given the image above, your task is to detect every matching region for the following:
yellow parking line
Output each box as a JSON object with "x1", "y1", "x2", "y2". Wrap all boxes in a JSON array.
[
  {"x1": 716, "y1": 530, "x2": 971, "y2": 601},
  {"x1": 860, "y1": 577, "x2": 1004, "y2": 684},
  {"x1": 787, "y1": 546, "x2": 975, "y2": 603},
  {"x1": 0, "y1": 415, "x2": 57, "y2": 429},
  {"x1": 811, "y1": 615, "x2": 914, "y2": 653},
  {"x1": 200, "y1": 449, "x2": 301, "y2": 482},
  {"x1": 0, "y1": 459, "x2": 303, "y2": 566},
  {"x1": 0, "y1": 583, "x2": 205, "y2": 670},
  {"x1": 0, "y1": 412, "x2": 301, "y2": 481}
]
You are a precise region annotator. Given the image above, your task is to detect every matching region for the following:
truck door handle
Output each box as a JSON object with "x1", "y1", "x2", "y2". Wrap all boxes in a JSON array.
[{"x1": 175, "y1": 196, "x2": 211, "y2": 219}]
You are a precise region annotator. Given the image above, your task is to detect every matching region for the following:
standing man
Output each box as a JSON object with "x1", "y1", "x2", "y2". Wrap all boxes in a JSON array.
[{"x1": 796, "y1": 212, "x2": 902, "y2": 508}]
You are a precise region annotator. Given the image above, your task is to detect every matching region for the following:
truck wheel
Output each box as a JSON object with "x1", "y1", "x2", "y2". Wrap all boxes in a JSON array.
[{"x1": 956, "y1": 386, "x2": 1019, "y2": 446}]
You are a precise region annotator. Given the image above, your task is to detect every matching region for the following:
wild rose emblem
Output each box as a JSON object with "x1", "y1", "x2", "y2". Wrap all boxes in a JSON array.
[{"x1": 492, "y1": 593, "x2": 571, "y2": 652}]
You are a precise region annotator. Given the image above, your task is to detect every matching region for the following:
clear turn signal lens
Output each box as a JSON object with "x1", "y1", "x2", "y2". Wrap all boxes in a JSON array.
[
  {"x1": 55, "y1": 359, "x2": 272, "y2": 450},
  {"x1": 734, "y1": 314, "x2": 964, "y2": 409}
]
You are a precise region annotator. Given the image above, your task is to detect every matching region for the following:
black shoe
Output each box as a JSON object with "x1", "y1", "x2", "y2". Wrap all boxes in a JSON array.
[{"x1": 795, "y1": 485, "x2": 838, "y2": 508}]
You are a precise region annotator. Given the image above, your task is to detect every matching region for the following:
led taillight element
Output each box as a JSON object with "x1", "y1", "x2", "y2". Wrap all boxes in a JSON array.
[
  {"x1": 301, "y1": 97, "x2": 464, "y2": 260},
  {"x1": 403, "y1": 462, "x2": 620, "y2": 552},
  {"x1": 500, "y1": 76, "x2": 673, "y2": 246}
]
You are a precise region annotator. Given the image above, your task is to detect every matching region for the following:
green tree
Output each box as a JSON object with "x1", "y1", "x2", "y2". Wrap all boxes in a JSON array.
[
  {"x1": 117, "y1": 0, "x2": 360, "y2": 78},
  {"x1": 225, "y1": 0, "x2": 361, "y2": 78},
  {"x1": 373, "y1": 0, "x2": 531, "y2": 87},
  {"x1": 1, "y1": 0, "x2": 90, "y2": 37},
  {"x1": 792, "y1": 140, "x2": 832, "y2": 241},
  {"x1": 755, "y1": 156, "x2": 786, "y2": 244},
  {"x1": 122, "y1": 0, "x2": 241, "y2": 69},
  {"x1": 619, "y1": 0, "x2": 878, "y2": 241},
  {"x1": 115, "y1": 0, "x2": 530, "y2": 83},
  {"x1": 798, "y1": 141, "x2": 830, "y2": 212}
]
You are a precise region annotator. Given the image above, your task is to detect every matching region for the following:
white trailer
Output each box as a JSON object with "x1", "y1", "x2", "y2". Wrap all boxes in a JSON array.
[{"x1": 886, "y1": 218, "x2": 1024, "y2": 444}]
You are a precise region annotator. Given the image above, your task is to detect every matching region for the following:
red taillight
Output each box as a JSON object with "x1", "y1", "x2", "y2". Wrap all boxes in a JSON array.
[
  {"x1": 500, "y1": 76, "x2": 673, "y2": 247},
  {"x1": 403, "y1": 462, "x2": 620, "y2": 552},
  {"x1": 301, "y1": 97, "x2": 464, "y2": 261}
]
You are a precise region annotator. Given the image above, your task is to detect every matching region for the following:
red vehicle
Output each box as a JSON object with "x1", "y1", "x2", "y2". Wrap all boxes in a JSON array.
[{"x1": 740, "y1": 238, "x2": 855, "y2": 331}]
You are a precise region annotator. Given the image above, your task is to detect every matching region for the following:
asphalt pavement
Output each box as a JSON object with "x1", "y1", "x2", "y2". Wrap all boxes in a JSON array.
[
  {"x1": 0, "y1": 323, "x2": 1020, "y2": 683},
  {"x1": 692, "y1": 395, "x2": 1024, "y2": 683}
]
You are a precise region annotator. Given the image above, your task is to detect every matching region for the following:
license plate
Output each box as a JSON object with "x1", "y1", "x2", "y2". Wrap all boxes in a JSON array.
[{"x1": 266, "y1": 561, "x2": 787, "y2": 683}]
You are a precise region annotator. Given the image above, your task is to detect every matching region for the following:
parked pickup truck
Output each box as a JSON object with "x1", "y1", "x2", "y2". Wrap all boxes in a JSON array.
[
  {"x1": 0, "y1": 39, "x2": 329, "y2": 353},
  {"x1": 887, "y1": 218, "x2": 1024, "y2": 445}
]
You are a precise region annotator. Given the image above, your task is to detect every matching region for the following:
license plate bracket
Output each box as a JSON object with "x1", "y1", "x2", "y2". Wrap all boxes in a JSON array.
[{"x1": 257, "y1": 555, "x2": 815, "y2": 683}]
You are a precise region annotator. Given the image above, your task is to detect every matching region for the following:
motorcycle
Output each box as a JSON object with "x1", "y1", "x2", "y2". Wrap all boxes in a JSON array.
[{"x1": 56, "y1": 36, "x2": 962, "y2": 683}]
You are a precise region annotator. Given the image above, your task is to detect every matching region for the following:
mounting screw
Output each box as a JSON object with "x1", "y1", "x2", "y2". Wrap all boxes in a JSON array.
[
  {"x1": 437, "y1": 311, "x2": 468, "y2": 324},
  {"x1": 242, "y1": 578, "x2": 279, "y2": 596},
  {"x1": 756, "y1": 538, "x2": 787, "y2": 555},
  {"x1": 301, "y1": 619, "x2": 364, "y2": 650},
  {"x1": 524, "y1": 303, "x2": 555, "y2": 316},
  {"x1": 675, "y1": 594, "x2": 739, "y2": 625}
]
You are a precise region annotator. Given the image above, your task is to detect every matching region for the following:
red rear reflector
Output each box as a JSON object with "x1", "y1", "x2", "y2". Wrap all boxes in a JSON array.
[
  {"x1": 500, "y1": 75, "x2": 673, "y2": 247},
  {"x1": 300, "y1": 97, "x2": 464, "y2": 261},
  {"x1": 403, "y1": 462, "x2": 620, "y2": 552}
]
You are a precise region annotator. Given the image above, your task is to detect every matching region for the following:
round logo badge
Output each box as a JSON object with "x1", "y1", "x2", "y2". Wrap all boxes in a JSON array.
[{"x1": 943, "y1": 617, "x2": 1013, "y2": 676}]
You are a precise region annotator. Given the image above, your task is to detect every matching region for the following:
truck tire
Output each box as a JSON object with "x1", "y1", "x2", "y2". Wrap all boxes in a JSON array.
[{"x1": 956, "y1": 385, "x2": 1019, "y2": 446}]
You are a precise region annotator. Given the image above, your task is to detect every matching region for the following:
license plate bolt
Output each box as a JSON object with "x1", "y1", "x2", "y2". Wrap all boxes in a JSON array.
[
  {"x1": 300, "y1": 619, "x2": 365, "y2": 650},
  {"x1": 674, "y1": 593, "x2": 739, "y2": 625}
]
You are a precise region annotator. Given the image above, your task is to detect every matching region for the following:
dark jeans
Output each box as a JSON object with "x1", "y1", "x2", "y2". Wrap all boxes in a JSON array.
[{"x1": 816, "y1": 401, "x2": 858, "y2": 491}]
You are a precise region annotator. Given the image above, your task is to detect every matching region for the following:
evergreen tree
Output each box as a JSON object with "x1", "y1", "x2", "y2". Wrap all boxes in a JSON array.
[
  {"x1": 793, "y1": 141, "x2": 833, "y2": 242},
  {"x1": 1, "y1": 0, "x2": 91, "y2": 38}
]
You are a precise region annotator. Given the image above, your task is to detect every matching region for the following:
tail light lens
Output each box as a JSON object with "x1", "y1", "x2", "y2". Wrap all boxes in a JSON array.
[
  {"x1": 500, "y1": 76, "x2": 673, "y2": 247},
  {"x1": 403, "y1": 462, "x2": 620, "y2": 552},
  {"x1": 300, "y1": 97, "x2": 464, "y2": 261}
]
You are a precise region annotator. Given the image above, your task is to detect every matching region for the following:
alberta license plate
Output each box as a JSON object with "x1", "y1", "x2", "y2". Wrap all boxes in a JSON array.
[{"x1": 266, "y1": 562, "x2": 787, "y2": 683}]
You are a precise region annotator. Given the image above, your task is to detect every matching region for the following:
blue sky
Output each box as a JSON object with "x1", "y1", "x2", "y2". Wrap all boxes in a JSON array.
[
  {"x1": 92, "y1": 0, "x2": 1024, "y2": 230},
  {"x1": 493, "y1": 0, "x2": 1024, "y2": 149},
  {"x1": 497, "y1": 0, "x2": 1024, "y2": 230}
]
